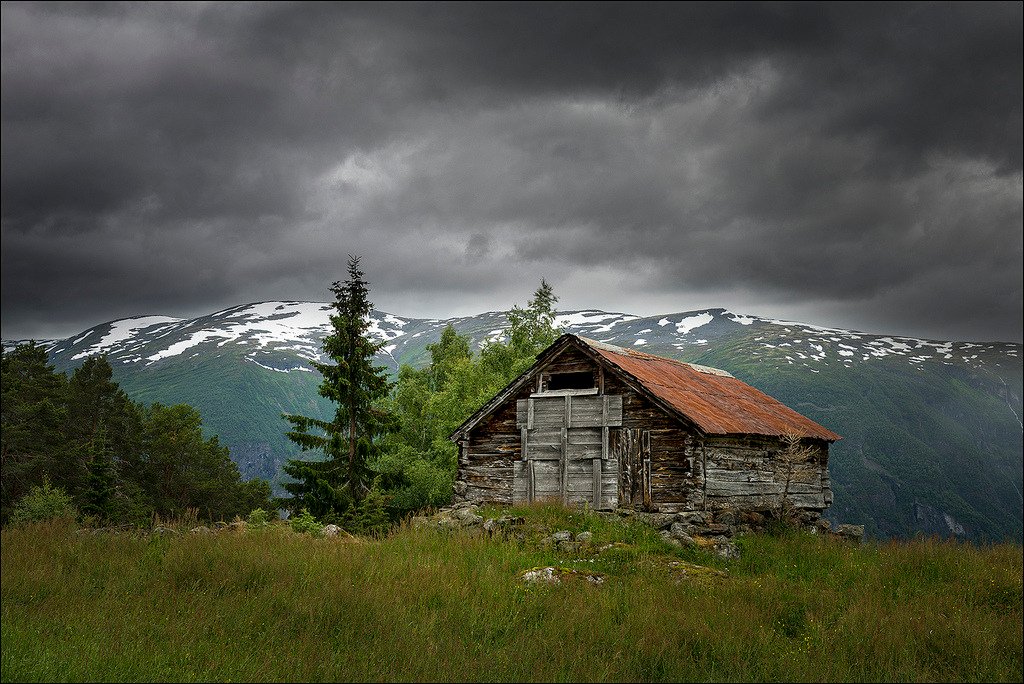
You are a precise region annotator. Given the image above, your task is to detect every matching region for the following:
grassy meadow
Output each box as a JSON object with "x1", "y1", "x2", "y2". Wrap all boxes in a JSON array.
[{"x1": 2, "y1": 504, "x2": 1021, "y2": 682}]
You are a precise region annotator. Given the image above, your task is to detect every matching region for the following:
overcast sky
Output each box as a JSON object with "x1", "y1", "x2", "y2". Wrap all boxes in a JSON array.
[{"x1": 2, "y1": 2, "x2": 1021, "y2": 343}]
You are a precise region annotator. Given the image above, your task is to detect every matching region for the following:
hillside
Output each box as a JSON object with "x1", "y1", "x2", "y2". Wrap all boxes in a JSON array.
[
  {"x1": 9, "y1": 301, "x2": 1022, "y2": 541},
  {"x1": 1, "y1": 507, "x2": 1021, "y2": 682}
]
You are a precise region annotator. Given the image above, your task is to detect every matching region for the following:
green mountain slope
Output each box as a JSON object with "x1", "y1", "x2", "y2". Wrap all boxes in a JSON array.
[
  {"x1": 693, "y1": 331, "x2": 1023, "y2": 541},
  {"x1": 15, "y1": 302, "x2": 1020, "y2": 541}
]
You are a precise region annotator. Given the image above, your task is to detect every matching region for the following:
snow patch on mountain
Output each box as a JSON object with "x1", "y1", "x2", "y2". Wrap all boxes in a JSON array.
[
  {"x1": 555, "y1": 311, "x2": 621, "y2": 327},
  {"x1": 724, "y1": 311, "x2": 756, "y2": 326},
  {"x1": 72, "y1": 316, "x2": 181, "y2": 360},
  {"x1": 674, "y1": 312, "x2": 714, "y2": 335}
]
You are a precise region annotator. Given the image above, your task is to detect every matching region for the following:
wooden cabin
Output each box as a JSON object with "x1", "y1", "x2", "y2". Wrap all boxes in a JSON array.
[{"x1": 449, "y1": 334, "x2": 840, "y2": 515}]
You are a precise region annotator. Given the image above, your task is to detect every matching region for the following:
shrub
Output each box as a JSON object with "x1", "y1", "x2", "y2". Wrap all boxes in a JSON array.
[
  {"x1": 10, "y1": 480, "x2": 77, "y2": 524},
  {"x1": 289, "y1": 508, "x2": 322, "y2": 536},
  {"x1": 247, "y1": 507, "x2": 272, "y2": 528}
]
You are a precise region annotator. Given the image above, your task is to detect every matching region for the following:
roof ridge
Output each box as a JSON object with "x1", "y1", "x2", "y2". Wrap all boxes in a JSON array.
[{"x1": 576, "y1": 335, "x2": 733, "y2": 378}]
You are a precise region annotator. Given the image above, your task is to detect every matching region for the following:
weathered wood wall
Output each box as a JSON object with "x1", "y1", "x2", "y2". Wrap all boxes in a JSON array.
[
  {"x1": 457, "y1": 396, "x2": 523, "y2": 505},
  {"x1": 699, "y1": 436, "x2": 831, "y2": 512}
]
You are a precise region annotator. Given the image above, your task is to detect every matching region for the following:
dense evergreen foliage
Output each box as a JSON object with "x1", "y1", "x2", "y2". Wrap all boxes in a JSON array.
[
  {"x1": 281, "y1": 256, "x2": 397, "y2": 525},
  {"x1": 0, "y1": 343, "x2": 271, "y2": 526}
]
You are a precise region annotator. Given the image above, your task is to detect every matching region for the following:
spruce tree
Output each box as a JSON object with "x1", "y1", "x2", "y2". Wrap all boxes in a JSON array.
[
  {"x1": 81, "y1": 426, "x2": 115, "y2": 521},
  {"x1": 0, "y1": 343, "x2": 67, "y2": 520},
  {"x1": 282, "y1": 256, "x2": 394, "y2": 518}
]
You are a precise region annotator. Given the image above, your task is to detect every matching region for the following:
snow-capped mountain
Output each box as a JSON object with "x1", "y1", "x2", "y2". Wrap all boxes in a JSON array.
[
  {"x1": 7, "y1": 302, "x2": 1022, "y2": 542},
  {"x1": 33, "y1": 301, "x2": 1020, "y2": 377}
]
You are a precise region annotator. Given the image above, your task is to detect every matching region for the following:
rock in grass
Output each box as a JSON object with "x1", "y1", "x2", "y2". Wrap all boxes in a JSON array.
[
  {"x1": 520, "y1": 566, "x2": 606, "y2": 586},
  {"x1": 522, "y1": 566, "x2": 561, "y2": 585},
  {"x1": 668, "y1": 522, "x2": 697, "y2": 546},
  {"x1": 713, "y1": 538, "x2": 740, "y2": 559}
]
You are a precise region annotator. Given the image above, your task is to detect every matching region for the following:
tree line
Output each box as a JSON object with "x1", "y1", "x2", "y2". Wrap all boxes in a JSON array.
[
  {"x1": 1, "y1": 256, "x2": 560, "y2": 532},
  {"x1": 1, "y1": 345, "x2": 272, "y2": 525}
]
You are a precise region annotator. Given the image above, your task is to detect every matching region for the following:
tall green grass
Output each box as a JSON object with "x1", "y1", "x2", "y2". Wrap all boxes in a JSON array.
[{"x1": 2, "y1": 505, "x2": 1021, "y2": 682}]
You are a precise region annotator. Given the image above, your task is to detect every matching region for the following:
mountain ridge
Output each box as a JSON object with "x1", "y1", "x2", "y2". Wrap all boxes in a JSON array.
[{"x1": 5, "y1": 301, "x2": 1021, "y2": 542}]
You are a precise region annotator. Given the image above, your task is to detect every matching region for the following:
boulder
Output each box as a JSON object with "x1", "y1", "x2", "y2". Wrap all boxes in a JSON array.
[
  {"x1": 835, "y1": 524, "x2": 864, "y2": 543},
  {"x1": 713, "y1": 538, "x2": 740, "y2": 560},
  {"x1": 661, "y1": 529, "x2": 695, "y2": 548},
  {"x1": 521, "y1": 566, "x2": 561, "y2": 585},
  {"x1": 454, "y1": 506, "x2": 483, "y2": 527},
  {"x1": 740, "y1": 511, "x2": 765, "y2": 527},
  {"x1": 322, "y1": 524, "x2": 341, "y2": 538},
  {"x1": 483, "y1": 515, "x2": 525, "y2": 537},
  {"x1": 558, "y1": 541, "x2": 582, "y2": 554},
  {"x1": 520, "y1": 566, "x2": 606, "y2": 586},
  {"x1": 675, "y1": 511, "x2": 707, "y2": 526},
  {"x1": 634, "y1": 512, "x2": 675, "y2": 530},
  {"x1": 668, "y1": 521, "x2": 693, "y2": 536},
  {"x1": 714, "y1": 510, "x2": 737, "y2": 526}
]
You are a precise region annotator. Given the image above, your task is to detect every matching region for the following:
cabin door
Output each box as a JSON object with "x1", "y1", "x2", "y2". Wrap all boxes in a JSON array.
[
  {"x1": 514, "y1": 394, "x2": 622, "y2": 508},
  {"x1": 614, "y1": 428, "x2": 652, "y2": 509}
]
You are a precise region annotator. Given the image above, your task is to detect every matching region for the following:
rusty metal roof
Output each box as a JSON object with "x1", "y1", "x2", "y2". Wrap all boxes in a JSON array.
[{"x1": 579, "y1": 336, "x2": 841, "y2": 441}]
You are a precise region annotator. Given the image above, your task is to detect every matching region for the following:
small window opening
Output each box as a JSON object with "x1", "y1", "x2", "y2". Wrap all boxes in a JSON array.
[{"x1": 547, "y1": 371, "x2": 595, "y2": 391}]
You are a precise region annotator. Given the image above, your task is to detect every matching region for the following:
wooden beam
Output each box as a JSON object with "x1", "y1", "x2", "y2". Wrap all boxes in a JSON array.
[
  {"x1": 561, "y1": 427, "x2": 568, "y2": 504},
  {"x1": 528, "y1": 460, "x2": 536, "y2": 502}
]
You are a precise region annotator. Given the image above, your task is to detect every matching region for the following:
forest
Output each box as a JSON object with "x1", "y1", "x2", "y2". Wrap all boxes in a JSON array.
[{"x1": 0, "y1": 260, "x2": 560, "y2": 532}]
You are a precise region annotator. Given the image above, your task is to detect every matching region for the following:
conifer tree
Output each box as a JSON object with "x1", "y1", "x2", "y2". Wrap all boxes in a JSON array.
[
  {"x1": 1, "y1": 343, "x2": 67, "y2": 519},
  {"x1": 81, "y1": 426, "x2": 115, "y2": 521},
  {"x1": 282, "y1": 256, "x2": 394, "y2": 517}
]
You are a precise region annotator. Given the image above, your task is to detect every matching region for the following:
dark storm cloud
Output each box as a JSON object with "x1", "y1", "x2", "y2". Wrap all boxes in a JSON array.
[{"x1": 1, "y1": 2, "x2": 1021, "y2": 342}]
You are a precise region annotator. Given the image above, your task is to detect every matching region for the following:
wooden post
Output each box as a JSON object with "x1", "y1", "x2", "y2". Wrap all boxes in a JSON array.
[
  {"x1": 601, "y1": 425, "x2": 609, "y2": 508},
  {"x1": 529, "y1": 460, "x2": 536, "y2": 502},
  {"x1": 599, "y1": 396, "x2": 609, "y2": 509},
  {"x1": 561, "y1": 427, "x2": 568, "y2": 504},
  {"x1": 642, "y1": 430, "x2": 652, "y2": 509}
]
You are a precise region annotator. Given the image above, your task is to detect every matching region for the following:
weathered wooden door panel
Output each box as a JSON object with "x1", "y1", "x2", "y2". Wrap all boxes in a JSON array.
[
  {"x1": 615, "y1": 428, "x2": 652, "y2": 509},
  {"x1": 531, "y1": 461, "x2": 562, "y2": 500},
  {"x1": 515, "y1": 395, "x2": 622, "y2": 507}
]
